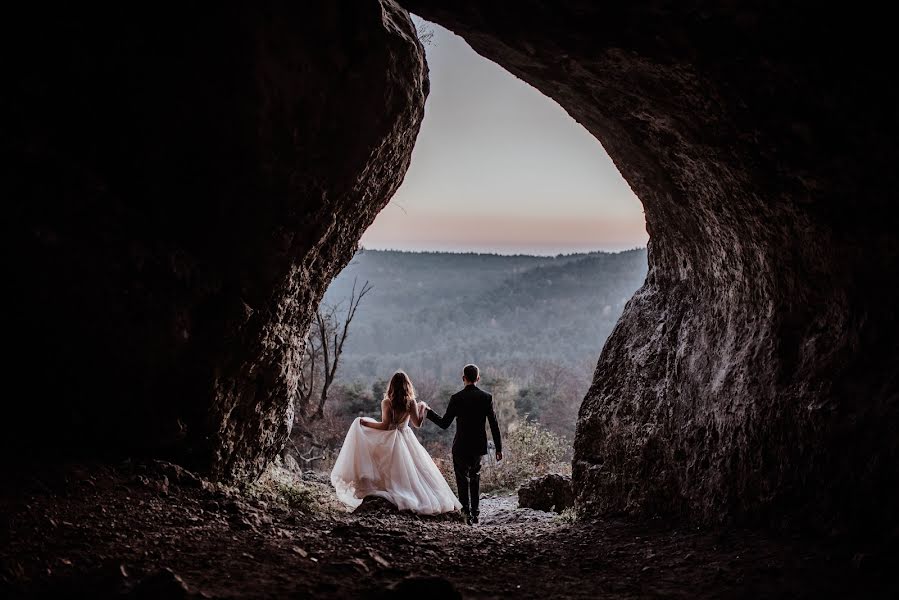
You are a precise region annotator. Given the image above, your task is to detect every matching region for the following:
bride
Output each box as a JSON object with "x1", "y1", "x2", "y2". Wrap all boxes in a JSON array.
[{"x1": 330, "y1": 370, "x2": 461, "y2": 514}]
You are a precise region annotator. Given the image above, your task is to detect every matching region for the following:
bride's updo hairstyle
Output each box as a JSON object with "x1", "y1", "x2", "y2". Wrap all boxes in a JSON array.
[{"x1": 385, "y1": 370, "x2": 416, "y2": 420}]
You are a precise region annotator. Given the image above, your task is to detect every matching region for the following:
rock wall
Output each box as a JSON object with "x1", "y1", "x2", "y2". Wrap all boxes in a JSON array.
[
  {"x1": 405, "y1": 1, "x2": 899, "y2": 533},
  {"x1": 5, "y1": 1, "x2": 427, "y2": 480},
  {"x1": 7, "y1": 0, "x2": 898, "y2": 533}
]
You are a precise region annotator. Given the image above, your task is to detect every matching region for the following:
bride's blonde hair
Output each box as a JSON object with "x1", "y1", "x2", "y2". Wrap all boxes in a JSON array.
[{"x1": 384, "y1": 370, "x2": 416, "y2": 422}]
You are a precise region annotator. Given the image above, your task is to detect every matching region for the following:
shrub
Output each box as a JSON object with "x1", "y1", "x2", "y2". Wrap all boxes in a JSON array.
[
  {"x1": 430, "y1": 418, "x2": 571, "y2": 494},
  {"x1": 480, "y1": 419, "x2": 570, "y2": 492}
]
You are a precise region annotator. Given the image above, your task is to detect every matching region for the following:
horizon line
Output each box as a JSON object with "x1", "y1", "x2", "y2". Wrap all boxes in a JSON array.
[{"x1": 357, "y1": 245, "x2": 648, "y2": 258}]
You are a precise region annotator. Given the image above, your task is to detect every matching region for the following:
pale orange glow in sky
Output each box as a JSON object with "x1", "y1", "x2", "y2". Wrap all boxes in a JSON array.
[
  {"x1": 361, "y1": 18, "x2": 648, "y2": 255},
  {"x1": 364, "y1": 212, "x2": 647, "y2": 255}
]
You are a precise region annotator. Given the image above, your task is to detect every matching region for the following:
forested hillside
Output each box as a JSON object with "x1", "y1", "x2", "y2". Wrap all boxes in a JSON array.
[{"x1": 324, "y1": 248, "x2": 648, "y2": 385}]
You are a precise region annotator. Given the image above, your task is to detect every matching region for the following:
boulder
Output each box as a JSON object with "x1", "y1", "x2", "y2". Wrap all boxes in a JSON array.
[{"x1": 518, "y1": 474, "x2": 574, "y2": 513}]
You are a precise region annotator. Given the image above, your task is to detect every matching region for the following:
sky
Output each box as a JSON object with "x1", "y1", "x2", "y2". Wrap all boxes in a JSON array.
[{"x1": 360, "y1": 17, "x2": 648, "y2": 256}]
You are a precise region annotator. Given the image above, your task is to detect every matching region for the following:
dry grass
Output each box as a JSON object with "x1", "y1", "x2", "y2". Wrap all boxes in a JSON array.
[
  {"x1": 243, "y1": 459, "x2": 345, "y2": 515},
  {"x1": 431, "y1": 419, "x2": 571, "y2": 494}
]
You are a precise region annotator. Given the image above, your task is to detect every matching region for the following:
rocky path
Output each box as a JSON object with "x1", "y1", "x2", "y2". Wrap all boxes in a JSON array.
[{"x1": 1, "y1": 462, "x2": 896, "y2": 598}]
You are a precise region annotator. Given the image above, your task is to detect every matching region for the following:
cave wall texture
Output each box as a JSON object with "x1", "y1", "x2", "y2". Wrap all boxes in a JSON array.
[
  {"x1": 6, "y1": 0, "x2": 898, "y2": 536},
  {"x1": 5, "y1": 1, "x2": 428, "y2": 480},
  {"x1": 404, "y1": 1, "x2": 899, "y2": 534}
]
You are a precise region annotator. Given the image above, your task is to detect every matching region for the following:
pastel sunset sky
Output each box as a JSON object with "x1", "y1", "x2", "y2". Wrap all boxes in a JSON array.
[{"x1": 360, "y1": 18, "x2": 648, "y2": 256}]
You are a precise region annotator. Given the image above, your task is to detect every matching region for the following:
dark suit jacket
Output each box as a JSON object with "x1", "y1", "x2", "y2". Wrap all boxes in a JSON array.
[{"x1": 427, "y1": 384, "x2": 502, "y2": 457}]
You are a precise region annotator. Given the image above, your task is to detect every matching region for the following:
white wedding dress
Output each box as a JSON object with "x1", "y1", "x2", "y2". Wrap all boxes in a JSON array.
[{"x1": 330, "y1": 401, "x2": 461, "y2": 514}]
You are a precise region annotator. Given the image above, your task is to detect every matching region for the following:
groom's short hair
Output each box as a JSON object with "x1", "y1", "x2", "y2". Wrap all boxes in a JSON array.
[{"x1": 463, "y1": 364, "x2": 479, "y2": 383}]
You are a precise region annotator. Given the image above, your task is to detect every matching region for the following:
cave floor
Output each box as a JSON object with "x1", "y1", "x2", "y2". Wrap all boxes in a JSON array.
[{"x1": 1, "y1": 462, "x2": 895, "y2": 599}]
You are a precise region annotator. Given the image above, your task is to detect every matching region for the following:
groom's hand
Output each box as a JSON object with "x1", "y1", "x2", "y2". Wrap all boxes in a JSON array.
[{"x1": 495, "y1": 451, "x2": 503, "y2": 461}]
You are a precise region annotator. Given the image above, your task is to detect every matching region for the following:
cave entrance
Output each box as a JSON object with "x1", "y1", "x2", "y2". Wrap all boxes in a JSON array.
[{"x1": 288, "y1": 17, "x2": 647, "y2": 498}]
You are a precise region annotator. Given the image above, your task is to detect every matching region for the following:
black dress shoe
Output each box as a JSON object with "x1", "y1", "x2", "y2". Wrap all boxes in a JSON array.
[
  {"x1": 461, "y1": 509, "x2": 471, "y2": 525},
  {"x1": 470, "y1": 514, "x2": 479, "y2": 525}
]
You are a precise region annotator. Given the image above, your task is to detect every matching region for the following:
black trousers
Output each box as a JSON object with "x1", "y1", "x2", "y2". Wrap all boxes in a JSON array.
[{"x1": 452, "y1": 452, "x2": 483, "y2": 515}]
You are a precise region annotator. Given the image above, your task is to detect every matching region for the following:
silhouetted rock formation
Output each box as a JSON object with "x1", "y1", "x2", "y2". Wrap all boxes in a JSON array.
[
  {"x1": 6, "y1": 0, "x2": 898, "y2": 537},
  {"x1": 6, "y1": 1, "x2": 427, "y2": 480},
  {"x1": 405, "y1": 1, "x2": 899, "y2": 534},
  {"x1": 518, "y1": 474, "x2": 574, "y2": 514}
]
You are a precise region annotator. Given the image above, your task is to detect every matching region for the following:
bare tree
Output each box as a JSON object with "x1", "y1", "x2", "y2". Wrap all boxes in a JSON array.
[
  {"x1": 413, "y1": 373, "x2": 441, "y2": 407},
  {"x1": 531, "y1": 360, "x2": 568, "y2": 394},
  {"x1": 295, "y1": 278, "x2": 372, "y2": 423},
  {"x1": 295, "y1": 324, "x2": 321, "y2": 420}
]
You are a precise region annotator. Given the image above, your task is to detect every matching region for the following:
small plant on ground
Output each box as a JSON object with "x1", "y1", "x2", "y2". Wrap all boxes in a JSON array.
[
  {"x1": 555, "y1": 507, "x2": 577, "y2": 524},
  {"x1": 242, "y1": 458, "x2": 344, "y2": 515}
]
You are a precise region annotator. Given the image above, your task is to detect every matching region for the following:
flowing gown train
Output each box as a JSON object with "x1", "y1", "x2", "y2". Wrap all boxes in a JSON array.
[{"x1": 330, "y1": 406, "x2": 461, "y2": 514}]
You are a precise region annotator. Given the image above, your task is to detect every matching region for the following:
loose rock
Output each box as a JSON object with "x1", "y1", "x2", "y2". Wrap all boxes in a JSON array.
[{"x1": 518, "y1": 474, "x2": 574, "y2": 513}]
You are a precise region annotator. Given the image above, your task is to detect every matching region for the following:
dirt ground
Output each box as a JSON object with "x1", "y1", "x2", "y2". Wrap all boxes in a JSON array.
[{"x1": 1, "y1": 461, "x2": 896, "y2": 599}]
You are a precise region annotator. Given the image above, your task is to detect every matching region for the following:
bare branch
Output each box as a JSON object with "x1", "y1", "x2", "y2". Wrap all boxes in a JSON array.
[{"x1": 309, "y1": 279, "x2": 372, "y2": 421}]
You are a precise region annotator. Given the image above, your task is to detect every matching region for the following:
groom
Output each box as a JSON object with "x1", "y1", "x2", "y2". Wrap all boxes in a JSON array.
[{"x1": 426, "y1": 364, "x2": 502, "y2": 525}]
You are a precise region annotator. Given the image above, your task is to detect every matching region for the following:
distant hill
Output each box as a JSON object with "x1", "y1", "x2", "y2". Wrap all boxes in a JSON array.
[{"x1": 323, "y1": 248, "x2": 648, "y2": 385}]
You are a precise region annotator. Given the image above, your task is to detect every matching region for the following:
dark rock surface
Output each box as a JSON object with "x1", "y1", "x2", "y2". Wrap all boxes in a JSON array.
[
  {"x1": 5, "y1": 0, "x2": 898, "y2": 539},
  {"x1": 353, "y1": 495, "x2": 463, "y2": 525},
  {"x1": 405, "y1": 1, "x2": 899, "y2": 533},
  {"x1": 5, "y1": 1, "x2": 427, "y2": 480},
  {"x1": 353, "y1": 496, "x2": 403, "y2": 515},
  {"x1": 2, "y1": 464, "x2": 897, "y2": 598},
  {"x1": 518, "y1": 474, "x2": 574, "y2": 513},
  {"x1": 132, "y1": 568, "x2": 193, "y2": 599}
]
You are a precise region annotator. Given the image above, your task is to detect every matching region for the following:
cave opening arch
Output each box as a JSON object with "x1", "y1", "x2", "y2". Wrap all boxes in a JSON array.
[
  {"x1": 305, "y1": 14, "x2": 651, "y2": 470},
  {"x1": 6, "y1": 0, "x2": 897, "y2": 538}
]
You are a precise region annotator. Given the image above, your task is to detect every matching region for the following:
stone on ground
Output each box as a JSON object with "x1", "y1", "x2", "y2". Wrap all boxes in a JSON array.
[{"x1": 518, "y1": 474, "x2": 574, "y2": 513}]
